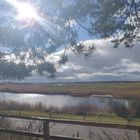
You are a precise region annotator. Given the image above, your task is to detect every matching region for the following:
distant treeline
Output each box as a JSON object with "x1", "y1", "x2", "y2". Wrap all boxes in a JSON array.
[{"x1": 0, "y1": 99, "x2": 140, "y2": 118}]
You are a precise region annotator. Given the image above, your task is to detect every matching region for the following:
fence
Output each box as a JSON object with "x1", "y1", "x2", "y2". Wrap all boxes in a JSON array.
[{"x1": 0, "y1": 114, "x2": 140, "y2": 140}]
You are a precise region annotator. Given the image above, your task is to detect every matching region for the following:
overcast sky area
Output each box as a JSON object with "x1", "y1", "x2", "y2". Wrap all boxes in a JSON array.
[{"x1": 3, "y1": 39, "x2": 139, "y2": 83}]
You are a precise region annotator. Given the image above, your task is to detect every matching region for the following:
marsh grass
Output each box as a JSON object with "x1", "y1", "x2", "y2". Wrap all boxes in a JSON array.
[{"x1": 0, "y1": 82, "x2": 140, "y2": 98}]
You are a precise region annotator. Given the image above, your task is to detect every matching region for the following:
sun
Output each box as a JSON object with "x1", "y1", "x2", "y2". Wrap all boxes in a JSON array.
[
  {"x1": 16, "y1": 3, "x2": 37, "y2": 21},
  {"x1": 6, "y1": 0, "x2": 37, "y2": 21}
]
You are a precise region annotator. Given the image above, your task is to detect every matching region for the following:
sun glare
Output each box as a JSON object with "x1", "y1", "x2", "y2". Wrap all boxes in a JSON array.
[
  {"x1": 16, "y1": 3, "x2": 37, "y2": 20},
  {"x1": 6, "y1": 0, "x2": 62, "y2": 40},
  {"x1": 6, "y1": 0, "x2": 37, "y2": 21}
]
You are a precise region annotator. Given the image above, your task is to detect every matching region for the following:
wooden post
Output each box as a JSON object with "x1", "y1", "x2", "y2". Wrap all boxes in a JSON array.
[
  {"x1": 43, "y1": 121, "x2": 49, "y2": 140},
  {"x1": 138, "y1": 130, "x2": 140, "y2": 140},
  {"x1": 84, "y1": 115, "x2": 86, "y2": 121}
]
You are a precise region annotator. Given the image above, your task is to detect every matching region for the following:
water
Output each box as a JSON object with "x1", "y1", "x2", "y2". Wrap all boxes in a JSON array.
[{"x1": 0, "y1": 92, "x2": 126, "y2": 109}]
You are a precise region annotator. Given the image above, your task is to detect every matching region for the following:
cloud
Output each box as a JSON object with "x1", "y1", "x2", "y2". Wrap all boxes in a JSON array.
[
  {"x1": 52, "y1": 39, "x2": 140, "y2": 82},
  {"x1": 2, "y1": 38, "x2": 139, "y2": 83},
  {"x1": 104, "y1": 59, "x2": 140, "y2": 73}
]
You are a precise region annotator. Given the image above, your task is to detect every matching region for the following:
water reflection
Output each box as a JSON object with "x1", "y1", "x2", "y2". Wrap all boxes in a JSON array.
[{"x1": 0, "y1": 92, "x2": 125, "y2": 109}]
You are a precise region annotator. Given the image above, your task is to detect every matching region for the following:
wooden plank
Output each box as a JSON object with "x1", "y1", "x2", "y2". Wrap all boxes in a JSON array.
[
  {"x1": 50, "y1": 135, "x2": 85, "y2": 140},
  {"x1": 0, "y1": 129, "x2": 84, "y2": 140},
  {"x1": 0, "y1": 128, "x2": 43, "y2": 138},
  {"x1": 0, "y1": 114, "x2": 140, "y2": 130}
]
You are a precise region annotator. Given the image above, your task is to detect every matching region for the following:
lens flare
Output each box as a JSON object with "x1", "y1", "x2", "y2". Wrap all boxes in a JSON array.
[
  {"x1": 16, "y1": 3, "x2": 37, "y2": 20},
  {"x1": 6, "y1": 0, "x2": 37, "y2": 21},
  {"x1": 6, "y1": 0, "x2": 64, "y2": 42}
]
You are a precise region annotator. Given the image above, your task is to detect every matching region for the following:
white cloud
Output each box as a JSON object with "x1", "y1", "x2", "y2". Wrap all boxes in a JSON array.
[
  {"x1": 58, "y1": 63, "x2": 82, "y2": 72},
  {"x1": 103, "y1": 59, "x2": 140, "y2": 75}
]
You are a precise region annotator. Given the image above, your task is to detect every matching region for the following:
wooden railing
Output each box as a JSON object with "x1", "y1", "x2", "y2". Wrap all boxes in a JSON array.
[{"x1": 0, "y1": 114, "x2": 140, "y2": 140}]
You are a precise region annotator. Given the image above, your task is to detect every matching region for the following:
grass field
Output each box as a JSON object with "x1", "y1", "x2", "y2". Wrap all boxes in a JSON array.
[
  {"x1": 0, "y1": 82, "x2": 140, "y2": 98},
  {"x1": 0, "y1": 110, "x2": 140, "y2": 126}
]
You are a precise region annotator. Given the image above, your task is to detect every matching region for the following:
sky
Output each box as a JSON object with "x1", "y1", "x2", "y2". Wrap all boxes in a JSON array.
[
  {"x1": 0, "y1": 0, "x2": 140, "y2": 83},
  {"x1": 4, "y1": 39, "x2": 139, "y2": 83}
]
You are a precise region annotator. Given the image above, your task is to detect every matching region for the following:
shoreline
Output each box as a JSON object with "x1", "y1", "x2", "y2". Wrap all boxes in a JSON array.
[
  {"x1": 0, "y1": 90, "x2": 140, "y2": 99},
  {"x1": 0, "y1": 90, "x2": 114, "y2": 98}
]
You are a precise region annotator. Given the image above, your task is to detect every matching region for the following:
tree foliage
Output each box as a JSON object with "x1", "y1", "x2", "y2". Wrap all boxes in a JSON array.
[
  {"x1": 0, "y1": 60, "x2": 31, "y2": 80},
  {"x1": 129, "y1": 98, "x2": 140, "y2": 117},
  {"x1": 0, "y1": 0, "x2": 139, "y2": 79},
  {"x1": 110, "y1": 98, "x2": 140, "y2": 119},
  {"x1": 110, "y1": 100, "x2": 129, "y2": 118}
]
